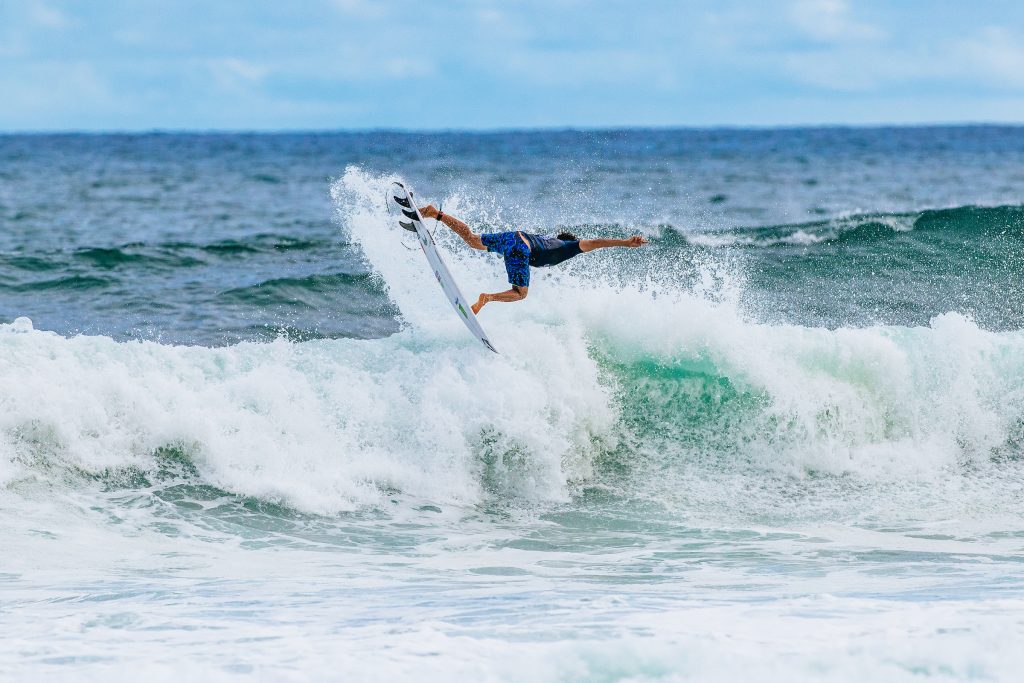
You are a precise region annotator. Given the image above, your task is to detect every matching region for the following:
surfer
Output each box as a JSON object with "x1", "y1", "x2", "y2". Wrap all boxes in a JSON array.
[{"x1": 418, "y1": 205, "x2": 648, "y2": 314}]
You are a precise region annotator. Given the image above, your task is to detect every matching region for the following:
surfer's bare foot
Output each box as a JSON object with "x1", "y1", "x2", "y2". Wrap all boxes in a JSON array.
[{"x1": 472, "y1": 294, "x2": 488, "y2": 314}]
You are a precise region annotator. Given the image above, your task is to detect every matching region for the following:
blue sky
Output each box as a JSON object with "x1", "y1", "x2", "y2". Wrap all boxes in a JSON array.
[{"x1": 2, "y1": 0, "x2": 1023, "y2": 131}]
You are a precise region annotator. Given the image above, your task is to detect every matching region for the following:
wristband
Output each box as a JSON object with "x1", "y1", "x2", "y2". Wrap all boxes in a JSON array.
[{"x1": 436, "y1": 211, "x2": 445, "y2": 222}]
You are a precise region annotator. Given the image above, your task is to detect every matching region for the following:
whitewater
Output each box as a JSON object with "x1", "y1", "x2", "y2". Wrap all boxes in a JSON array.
[{"x1": 3, "y1": 128, "x2": 1024, "y2": 681}]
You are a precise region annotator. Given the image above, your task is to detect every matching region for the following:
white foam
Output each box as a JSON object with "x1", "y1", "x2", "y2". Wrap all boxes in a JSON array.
[{"x1": 0, "y1": 322, "x2": 614, "y2": 512}]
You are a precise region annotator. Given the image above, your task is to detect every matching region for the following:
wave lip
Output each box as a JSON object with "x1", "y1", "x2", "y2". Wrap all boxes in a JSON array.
[
  {"x1": 219, "y1": 272, "x2": 377, "y2": 308},
  {"x1": 679, "y1": 203, "x2": 1024, "y2": 249},
  {"x1": 0, "y1": 233, "x2": 336, "y2": 274},
  {"x1": 0, "y1": 274, "x2": 114, "y2": 292}
]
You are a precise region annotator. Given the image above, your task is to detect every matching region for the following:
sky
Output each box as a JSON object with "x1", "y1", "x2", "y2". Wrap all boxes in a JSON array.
[{"x1": 1, "y1": 0, "x2": 1023, "y2": 131}]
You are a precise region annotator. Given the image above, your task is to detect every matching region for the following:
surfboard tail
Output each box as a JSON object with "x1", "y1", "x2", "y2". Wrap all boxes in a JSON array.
[{"x1": 388, "y1": 181, "x2": 499, "y2": 353}]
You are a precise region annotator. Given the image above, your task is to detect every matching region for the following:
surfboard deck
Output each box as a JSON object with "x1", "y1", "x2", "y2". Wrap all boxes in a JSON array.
[{"x1": 389, "y1": 182, "x2": 498, "y2": 353}]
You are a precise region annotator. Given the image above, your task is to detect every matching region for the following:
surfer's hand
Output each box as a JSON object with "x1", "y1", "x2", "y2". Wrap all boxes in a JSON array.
[
  {"x1": 472, "y1": 294, "x2": 488, "y2": 315},
  {"x1": 419, "y1": 204, "x2": 438, "y2": 219},
  {"x1": 626, "y1": 235, "x2": 648, "y2": 247}
]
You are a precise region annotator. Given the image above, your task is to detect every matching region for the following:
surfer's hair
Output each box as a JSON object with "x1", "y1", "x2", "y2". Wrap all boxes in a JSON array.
[{"x1": 556, "y1": 231, "x2": 578, "y2": 241}]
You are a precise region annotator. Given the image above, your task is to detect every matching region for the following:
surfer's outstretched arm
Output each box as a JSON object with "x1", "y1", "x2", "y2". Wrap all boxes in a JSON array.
[
  {"x1": 420, "y1": 205, "x2": 485, "y2": 251},
  {"x1": 472, "y1": 286, "x2": 527, "y2": 314},
  {"x1": 579, "y1": 236, "x2": 648, "y2": 252}
]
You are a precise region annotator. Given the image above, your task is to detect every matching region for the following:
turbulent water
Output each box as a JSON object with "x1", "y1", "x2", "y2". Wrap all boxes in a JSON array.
[{"x1": 2, "y1": 127, "x2": 1024, "y2": 681}]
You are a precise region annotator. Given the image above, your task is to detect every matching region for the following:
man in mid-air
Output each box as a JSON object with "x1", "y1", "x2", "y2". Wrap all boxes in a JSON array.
[{"x1": 418, "y1": 204, "x2": 648, "y2": 314}]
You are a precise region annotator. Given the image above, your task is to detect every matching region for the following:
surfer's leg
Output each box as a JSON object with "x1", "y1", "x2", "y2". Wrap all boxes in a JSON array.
[
  {"x1": 420, "y1": 205, "x2": 484, "y2": 250},
  {"x1": 473, "y1": 285, "x2": 528, "y2": 314}
]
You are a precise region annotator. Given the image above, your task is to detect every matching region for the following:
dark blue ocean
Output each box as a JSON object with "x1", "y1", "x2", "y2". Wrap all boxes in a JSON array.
[{"x1": 2, "y1": 127, "x2": 1024, "y2": 681}]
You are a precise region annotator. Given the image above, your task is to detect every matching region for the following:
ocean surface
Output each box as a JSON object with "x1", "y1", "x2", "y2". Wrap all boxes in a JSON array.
[{"x1": 2, "y1": 127, "x2": 1024, "y2": 681}]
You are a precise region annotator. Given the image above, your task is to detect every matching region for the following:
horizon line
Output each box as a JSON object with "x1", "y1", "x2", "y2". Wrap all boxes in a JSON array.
[{"x1": 1, "y1": 121, "x2": 1022, "y2": 136}]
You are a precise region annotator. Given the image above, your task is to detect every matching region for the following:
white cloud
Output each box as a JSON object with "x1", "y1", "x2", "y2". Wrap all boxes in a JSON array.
[
  {"x1": 0, "y1": 35, "x2": 28, "y2": 58},
  {"x1": 471, "y1": 5, "x2": 531, "y2": 43},
  {"x1": 783, "y1": 50, "x2": 882, "y2": 91},
  {"x1": 782, "y1": 25, "x2": 1024, "y2": 94},
  {"x1": 781, "y1": 44, "x2": 938, "y2": 92},
  {"x1": 955, "y1": 27, "x2": 1024, "y2": 88},
  {"x1": 500, "y1": 49, "x2": 678, "y2": 89},
  {"x1": 207, "y1": 58, "x2": 269, "y2": 92},
  {"x1": 379, "y1": 57, "x2": 433, "y2": 79},
  {"x1": 331, "y1": 0, "x2": 386, "y2": 18},
  {"x1": 28, "y1": 1, "x2": 68, "y2": 29},
  {"x1": 699, "y1": 8, "x2": 763, "y2": 50},
  {"x1": 476, "y1": 8, "x2": 505, "y2": 25},
  {"x1": 789, "y1": 0, "x2": 884, "y2": 44},
  {"x1": 113, "y1": 29, "x2": 149, "y2": 47},
  {"x1": 0, "y1": 61, "x2": 112, "y2": 126}
]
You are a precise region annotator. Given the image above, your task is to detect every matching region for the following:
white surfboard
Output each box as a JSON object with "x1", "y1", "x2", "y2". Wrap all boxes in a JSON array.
[{"x1": 389, "y1": 182, "x2": 498, "y2": 353}]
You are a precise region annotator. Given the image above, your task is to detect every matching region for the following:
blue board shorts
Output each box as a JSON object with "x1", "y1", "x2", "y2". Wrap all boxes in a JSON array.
[{"x1": 481, "y1": 231, "x2": 530, "y2": 287}]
